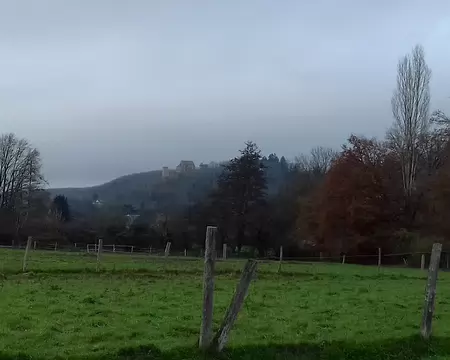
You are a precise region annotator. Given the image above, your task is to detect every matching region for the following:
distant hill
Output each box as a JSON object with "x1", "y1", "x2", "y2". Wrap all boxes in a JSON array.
[
  {"x1": 50, "y1": 170, "x2": 163, "y2": 204},
  {"x1": 49, "y1": 167, "x2": 222, "y2": 215},
  {"x1": 49, "y1": 155, "x2": 290, "y2": 216}
]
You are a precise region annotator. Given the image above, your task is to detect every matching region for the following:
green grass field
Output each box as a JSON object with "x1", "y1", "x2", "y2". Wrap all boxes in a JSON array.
[{"x1": 0, "y1": 249, "x2": 449, "y2": 359}]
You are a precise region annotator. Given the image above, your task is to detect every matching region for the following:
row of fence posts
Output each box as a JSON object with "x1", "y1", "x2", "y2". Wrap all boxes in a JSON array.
[
  {"x1": 26, "y1": 238, "x2": 231, "y2": 260},
  {"x1": 19, "y1": 234, "x2": 447, "y2": 343},
  {"x1": 302, "y1": 247, "x2": 449, "y2": 270}
]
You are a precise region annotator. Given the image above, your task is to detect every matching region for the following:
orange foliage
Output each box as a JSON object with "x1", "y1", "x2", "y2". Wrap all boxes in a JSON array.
[{"x1": 314, "y1": 135, "x2": 401, "y2": 253}]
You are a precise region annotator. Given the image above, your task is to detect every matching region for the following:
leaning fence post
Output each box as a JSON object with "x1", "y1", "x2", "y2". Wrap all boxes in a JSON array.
[
  {"x1": 212, "y1": 259, "x2": 258, "y2": 352},
  {"x1": 421, "y1": 254, "x2": 425, "y2": 270},
  {"x1": 199, "y1": 226, "x2": 217, "y2": 349},
  {"x1": 277, "y1": 246, "x2": 283, "y2": 273},
  {"x1": 342, "y1": 254, "x2": 346, "y2": 264},
  {"x1": 96, "y1": 239, "x2": 103, "y2": 272},
  {"x1": 378, "y1": 248, "x2": 382, "y2": 267},
  {"x1": 420, "y1": 243, "x2": 442, "y2": 340},
  {"x1": 223, "y1": 243, "x2": 227, "y2": 260},
  {"x1": 22, "y1": 236, "x2": 32, "y2": 272}
]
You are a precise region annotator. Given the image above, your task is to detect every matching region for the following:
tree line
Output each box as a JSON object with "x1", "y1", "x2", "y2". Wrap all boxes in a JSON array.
[{"x1": 1, "y1": 44, "x2": 450, "y2": 261}]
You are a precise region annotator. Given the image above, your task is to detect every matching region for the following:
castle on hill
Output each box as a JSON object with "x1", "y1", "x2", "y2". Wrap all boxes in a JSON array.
[{"x1": 162, "y1": 160, "x2": 196, "y2": 179}]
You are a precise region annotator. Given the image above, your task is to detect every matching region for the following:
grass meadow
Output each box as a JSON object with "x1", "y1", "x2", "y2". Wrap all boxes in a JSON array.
[{"x1": 0, "y1": 249, "x2": 449, "y2": 359}]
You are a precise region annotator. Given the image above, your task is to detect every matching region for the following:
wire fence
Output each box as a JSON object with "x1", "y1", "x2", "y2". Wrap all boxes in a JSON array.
[{"x1": 0, "y1": 239, "x2": 448, "y2": 276}]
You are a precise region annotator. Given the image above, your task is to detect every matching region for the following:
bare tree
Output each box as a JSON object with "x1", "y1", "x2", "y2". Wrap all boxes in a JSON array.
[
  {"x1": 431, "y1": 110, "x2": 450, "y2": 125},
  {"x1": 389, "y1": 44, "x2": 431, "y2": 203},
  {"x1": 295, "y1": 146, "x2": 337, "y2": 175},
  {"x1": 0, "y1": 133, "x2": 45, "y2": 243},
  {"x1": 0, "y1": 133, "x2": 44, "y2": 209}
]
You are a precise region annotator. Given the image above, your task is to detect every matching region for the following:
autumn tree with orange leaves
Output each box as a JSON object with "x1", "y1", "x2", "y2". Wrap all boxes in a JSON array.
[{"x1": 312, "y1": 135, "x2": 402, "y2": 255}]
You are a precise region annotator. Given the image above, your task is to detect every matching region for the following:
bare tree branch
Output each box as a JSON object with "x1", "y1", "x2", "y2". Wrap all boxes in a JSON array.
[{"x1": 295, "y1": 146, "x2": 338, "y2": 175}]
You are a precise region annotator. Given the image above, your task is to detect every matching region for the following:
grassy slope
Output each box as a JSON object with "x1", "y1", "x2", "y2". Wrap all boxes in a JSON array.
[{"x1": 0, "y1": 250, "x2": 449, "y2": 359}]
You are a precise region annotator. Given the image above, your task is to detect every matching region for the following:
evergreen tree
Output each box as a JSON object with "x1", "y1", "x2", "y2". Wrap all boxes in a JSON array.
[
  {"x1": 52, "y1": 195, "x2": 71, "y2": 222},
  {"x1": 214, "y1": 141, "x2": 267, "y2": 252}
]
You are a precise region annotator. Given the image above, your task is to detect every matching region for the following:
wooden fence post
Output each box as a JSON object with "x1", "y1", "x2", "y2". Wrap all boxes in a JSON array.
[
  {"x1": 212, "y1": 259, "x2": 258, "y2": 352},
  {"x1": 96, "y1": 239, "x2": 103, "y2": 272},
  {"x1": 164, "y1": 242, "x2": 171, "y2": 258},
  {"x1": 22, "y1": 236, "x2": 32, "y2": 272},
  {"x1": 149, "y1": 246, "x2": 152, "y2": 255},
  {"x1": 421, "y1": 243, "x2": 442, "y2": 340},
  {"x1": 131, "y1": 246, "x2": 134, "y2": 253},
  {"x1": 421, "y1": 254, "x2": 425, "y2": 270},
  {"x1": 54, "y1": 242, "x2": 58, "y2": 251},
  {"x1": 199, "y1": 226, "x2": 217, "y2": 349},
  {"x1": 277, "y1": 246, "x2": 283, "y2": 273},
  {"x1": 319, "y1": 252, "x2": 323, "y2": 261},
  {"x1": 446, "y1": 253, "x2": 449, "y2": 269},
  {"x1": 184, "y1": 249, "x2": 187, "y2": 257},
  {"x1": 86, "y1": 244, "x2": 89, "y2": 253},
  {"x1": 113, "y1": 244, "x2": 116, "y2": 253},
  {"x1": 378, "y1": 248, "x2": 382, "y2": 267},
  {"x1": 33, "y1": 241, "x2": 36, "y2": 250},
  {"x1": 342, "y1": 254, "x2": 346, "y2": 264},
  {"x1": 223, "y1": 243, "x2": 227, "y2": 260}
]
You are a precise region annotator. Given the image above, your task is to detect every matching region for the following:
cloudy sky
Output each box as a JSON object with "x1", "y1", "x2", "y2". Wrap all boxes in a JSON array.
[{"x1": 0, "y1": 1, "x2": 449, "y2": 188}]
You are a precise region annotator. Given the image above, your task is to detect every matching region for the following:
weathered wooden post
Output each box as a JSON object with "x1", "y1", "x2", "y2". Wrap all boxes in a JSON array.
[
  {"x1": 184, "y1": 249, "x2": 187, "y2": 257},
  {"x1": 212, "y1": 259, "x2": 258, "y2": 352},
  {"x1": 277, "y1": 246, "x2": 283, "y2": 273},
  {"x1": 131, "y1": 246, "x2": 134, "y2": 253},
  {"x1": 421, "y1": 243, "x2": 442, "y2": 340},
  {"x1": 421, "y1": 254, "x2": 425, "y2": 270},
  {"x1": 96, "y1": 239, "x2": 103, "y2": 272},
  {"x1": 319, "y1": 252, "x2": 323, "y2": 261},
  {"x1": 22, "y1": 236, "x2": 32, "y2": 272},
  {"x1": 223, "y1": 243, "x2": 227, "y2": 260},
  {"x1": 342, "y1": 254, "x2": 346, "y2": 264},
  {"x1": 378, "y1": 248, "x2": 382, "y2": 268},
  {"x1": 149, "y1": 246, "x2": 152, "y2": 255},
  {"x1": 33, "y1": 240, "x2": 36, "y2": 250},
  {"x1": 86, "y1": 244, "x2": 89, "y2": 253},
  {"x1": 446, "y1": 253, "x2": 449, "y2": 269},
  {"x1": 113, "y1": 244, "x2": 116, "y2": 253},
  {"x1": 199, "y1": 226, "x2": 217, "y2": 349},
  {"x1": 164, "y1": 242, "x2": 171, "y2": 258}
]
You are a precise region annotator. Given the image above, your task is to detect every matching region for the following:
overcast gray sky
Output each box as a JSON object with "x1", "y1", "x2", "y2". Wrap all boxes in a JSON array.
[{"x1": 0, "y1": 1, "x2": 449, "y2": 188}]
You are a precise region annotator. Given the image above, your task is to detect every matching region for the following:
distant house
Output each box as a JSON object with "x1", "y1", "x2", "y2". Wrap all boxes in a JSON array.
[{"x1": 176, "y1": 160, "x2": 195, "y2": 173}]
